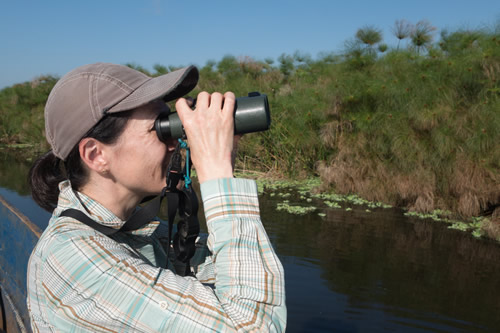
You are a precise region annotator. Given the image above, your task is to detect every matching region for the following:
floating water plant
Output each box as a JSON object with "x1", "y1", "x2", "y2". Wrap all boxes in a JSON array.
[
  {"x1": 472, "y1": 229, "x2": 483, "y2": 238},
  {"x1": 404, "y1": 209, "x2": 487, "y2": 239},
  {"x1": 449, "y1": 222, "x2": 469, "y2": 231},
  {"x1": 276, "y1": 202, "x2": 317, "y2": 215},
  {"x1": 239, "y1": 173, "x2": 395, "y2": 218},
  {"x1": 325, "y1": 201, "x2": 341, "y2": 209}
]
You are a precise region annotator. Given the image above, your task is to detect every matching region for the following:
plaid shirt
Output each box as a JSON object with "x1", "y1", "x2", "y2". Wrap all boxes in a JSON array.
[{"x1": 27, "y1": 179, "x2": 286, "y2": 332}]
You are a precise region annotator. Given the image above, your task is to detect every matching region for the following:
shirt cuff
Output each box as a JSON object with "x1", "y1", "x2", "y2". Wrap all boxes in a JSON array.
[{"x1": 200, "y1": 178, "x2": 260, "y2": 223}]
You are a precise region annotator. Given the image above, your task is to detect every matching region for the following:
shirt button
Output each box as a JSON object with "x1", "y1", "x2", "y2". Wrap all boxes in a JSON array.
[{"x1": 159, "y1": 301, "x2": 168, "y2": 309}]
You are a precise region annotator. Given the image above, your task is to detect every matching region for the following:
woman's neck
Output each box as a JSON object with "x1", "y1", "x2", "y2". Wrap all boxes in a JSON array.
[{"x1": 79, "y1": 176, "x2": 141, "y2": 221}]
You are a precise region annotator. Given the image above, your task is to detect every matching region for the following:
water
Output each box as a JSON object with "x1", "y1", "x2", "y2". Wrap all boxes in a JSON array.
[
  {"x1": 1, "y1": 149, "x2": 500, "y2": 332},
  {"x1": 259, "y1": 194, "x2": 500, "y2": 332}
]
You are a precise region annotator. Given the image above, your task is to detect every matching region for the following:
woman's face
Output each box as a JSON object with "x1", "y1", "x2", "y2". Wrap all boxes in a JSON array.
[{"x1": 105, "y1": 100, "x2": 176, "y2": 197}]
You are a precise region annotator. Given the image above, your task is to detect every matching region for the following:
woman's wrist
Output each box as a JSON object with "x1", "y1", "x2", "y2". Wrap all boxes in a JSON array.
[{"x1": 196, "y1": 164, "x2": 234, "y2": 184}]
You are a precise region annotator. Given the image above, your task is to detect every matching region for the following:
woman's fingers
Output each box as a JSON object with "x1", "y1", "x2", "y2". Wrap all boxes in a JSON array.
[
  {"x1": 209, "y1": 92, "x2": 224, "y2": 112},
  {"x1": 176, "y1": 91, "x2": 235, "y2": 183},
  {"x1": 175, "y1": 98, "x2": 191, "y2": 118},
  {"x1": 196, "y1": 91, "x2": 211, "y2": 111},
  {"x1": 222, "y1": 92, "x2": 236, "y2": 114}
]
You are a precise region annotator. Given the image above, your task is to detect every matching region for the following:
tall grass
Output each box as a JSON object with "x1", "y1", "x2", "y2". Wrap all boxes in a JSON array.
[
  {"x1": 314, "y1": 27, "x2": 500, "y2": 219},
  {"x1": 0, "y1": 75, "x2": 57, "y2": 148},
  {"x1": 0, "y1": 24, "x2": 498, "y2": 222}
]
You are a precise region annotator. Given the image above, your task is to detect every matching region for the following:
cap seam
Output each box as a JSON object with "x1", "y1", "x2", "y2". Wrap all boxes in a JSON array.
[
  {"x1": 44, "y1": 109, "x2": 54, "y2": 151},
  {"x1": 94, "y1": 72, "x2": 137, "y2": 93},
  {"x1": 95, "y1": 74, "x2": 149, "y2": 113},
  {"x1": 91, "y1": 76, "x2": 100, "y2": 122},
  {"x1": 46, "y1": 71, "x2": 137, "y2": 107},
  {"x1": 115, "y1": 78, "x2": 167, "y2": 103},
  {"x1": 46, "y1": 75, "x2": 85, "y2": 107}
]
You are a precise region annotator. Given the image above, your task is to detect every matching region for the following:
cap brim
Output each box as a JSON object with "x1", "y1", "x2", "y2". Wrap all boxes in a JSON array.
[{"x1": 107, "y1": 65, "x2": 199, "y2": 113}]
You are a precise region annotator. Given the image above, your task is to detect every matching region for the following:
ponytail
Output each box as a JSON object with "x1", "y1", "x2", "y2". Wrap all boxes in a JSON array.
[
  {"x1": 28, "y1": 146, "x2": 88, "y2": 213},
  {"x1": 28, "y1": 150, "x2": 65, "y2": 212}
]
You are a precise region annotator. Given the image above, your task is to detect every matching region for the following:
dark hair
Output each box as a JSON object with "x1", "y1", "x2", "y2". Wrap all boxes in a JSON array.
[{"x1": 29, "y1": 111, "x2": 131, "y2": 212}]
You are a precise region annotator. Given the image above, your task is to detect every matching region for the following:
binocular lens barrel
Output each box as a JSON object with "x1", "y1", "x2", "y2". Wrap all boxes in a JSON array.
[{"x1": 155, "y1": 92, "x2": 271, "y2": 141}]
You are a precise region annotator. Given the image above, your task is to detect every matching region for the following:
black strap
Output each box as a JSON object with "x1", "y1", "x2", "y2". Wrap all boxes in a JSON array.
[
  {"x1": 165, "y1": 191, "x2": 179, "y2": 260},
  {"x1": 121, "y1": 192, "x2": 165, "y2": 232},
  {"x1": 60, "y1": 189, "x2": 167, "y2": 236},
  {"x1": 173, "y1": 186, "x2": 200, "y2": 264},
  {"x1": 60, "y1": 209, "x2": 119, "y2": 236}
]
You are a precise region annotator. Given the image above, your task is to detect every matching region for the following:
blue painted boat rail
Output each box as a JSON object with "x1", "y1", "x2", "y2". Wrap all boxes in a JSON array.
[{"x1": 0, "y1": 191, "x2": 48, "y2": 333}]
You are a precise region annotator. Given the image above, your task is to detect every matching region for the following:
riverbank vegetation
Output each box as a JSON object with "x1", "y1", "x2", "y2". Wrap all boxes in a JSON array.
[{"x1": 1, "y1": 21, "x2": 499, "y2": 238}]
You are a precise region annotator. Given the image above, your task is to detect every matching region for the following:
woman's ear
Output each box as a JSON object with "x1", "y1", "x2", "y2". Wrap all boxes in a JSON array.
[{"x1": 78, "y1": 138, "x2": 108, "y2": 174}]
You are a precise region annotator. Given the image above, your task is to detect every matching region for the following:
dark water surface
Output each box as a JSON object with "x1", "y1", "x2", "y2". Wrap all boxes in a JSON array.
[{"x1": 1, "y1": 149, "x2": 500, "y2": 332}]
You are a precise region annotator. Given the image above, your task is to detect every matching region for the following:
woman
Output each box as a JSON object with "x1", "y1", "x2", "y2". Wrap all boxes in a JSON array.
[{"x1": 27, "y1": 63, "x2": 286, "y2": 332}]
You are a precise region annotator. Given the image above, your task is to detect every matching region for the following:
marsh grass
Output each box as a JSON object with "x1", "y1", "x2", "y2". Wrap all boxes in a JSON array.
[
  {"x1": 0, "y1": 75, "x2": 56, "y2": 148},
  {"x1": 311, "y1": 29, "x2": 499, "y2": 229}
]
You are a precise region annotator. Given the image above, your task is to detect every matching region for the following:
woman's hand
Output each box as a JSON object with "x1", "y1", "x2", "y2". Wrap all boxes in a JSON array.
[{"x1": 176, "y1": 92, "x2": 236, "y2": 183}]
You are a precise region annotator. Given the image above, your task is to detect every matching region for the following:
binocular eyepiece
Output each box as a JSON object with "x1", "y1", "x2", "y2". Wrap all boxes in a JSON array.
[{"x1": 155, "y1": 92, "x2": 271, "y2": 141}]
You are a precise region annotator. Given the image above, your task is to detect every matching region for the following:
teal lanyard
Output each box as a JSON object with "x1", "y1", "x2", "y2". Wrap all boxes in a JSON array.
[{"x1": 177, "y1": 138, "x2": 191, "y2": 188}]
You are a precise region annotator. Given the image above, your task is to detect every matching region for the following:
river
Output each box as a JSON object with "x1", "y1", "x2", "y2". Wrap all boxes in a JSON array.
[{"x1": 1, "y1": 149, "x2": 499, "y2": 332}]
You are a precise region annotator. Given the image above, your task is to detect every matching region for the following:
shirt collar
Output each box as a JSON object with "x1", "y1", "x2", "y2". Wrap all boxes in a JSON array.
[{"x1": 56, "y1": 180, "x2": 160, "y2": 236}]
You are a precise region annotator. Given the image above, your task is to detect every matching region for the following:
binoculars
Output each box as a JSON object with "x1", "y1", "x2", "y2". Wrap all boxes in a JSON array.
[{"x1": 155, "y1": 92, "x2": 271, "y2": 141}]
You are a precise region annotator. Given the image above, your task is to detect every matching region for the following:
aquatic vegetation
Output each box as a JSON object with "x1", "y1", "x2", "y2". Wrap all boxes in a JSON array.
[
  {"x1": 310, "y1": 192, "x2": 393, "y2": 209},
  {"x1": 469, "y1": 217, "x2": 486, "y2": 238},
  {"x1": 404, "y1": 209, "x2": 489, "y2": 239},
  {"x1": 256, "y1": 181, "x2": 265, "y2": 195},
  {"x1": 449, "y1": 222, "x2": 469, "y2": 232},
  {"x1": 404, "y1": 211, "x2": 445, "y2": 221},
  {"x1": 472, "y1": 229, "x2": 483, "y2": 238},
  {"x1": 325, "y1": 201, "x2": 341, "y2": 209},
  {"x1": 250, "y1": 174, "x2": 395, "y2": 217},
  {"x1": 276, "y1": 202, "x2": 316, "y2": 215}
]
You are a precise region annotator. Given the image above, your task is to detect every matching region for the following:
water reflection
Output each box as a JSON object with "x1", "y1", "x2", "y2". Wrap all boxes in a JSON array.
[
  {"x1": 0, "y1": 149, "x2": 33, "y2": 195},
  {"x1": 1, "y1": 149, "x2": 500, "y2": 332},
  {"x1": 260, "y1": 191, "x2": 500, "y2": 332}
]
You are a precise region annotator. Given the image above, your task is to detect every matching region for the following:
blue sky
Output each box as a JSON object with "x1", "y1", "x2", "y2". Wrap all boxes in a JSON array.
[{"x1": 1, "y1": 0, "x2": 499, "y2": 89}]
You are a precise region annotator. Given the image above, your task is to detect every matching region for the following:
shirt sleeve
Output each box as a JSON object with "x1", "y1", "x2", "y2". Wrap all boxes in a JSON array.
[{"x1": 38, "y1": 178, "x2": 286, "y2": 332}]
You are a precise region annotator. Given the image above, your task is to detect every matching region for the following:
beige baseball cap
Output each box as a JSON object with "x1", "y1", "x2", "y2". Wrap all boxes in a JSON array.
[{"x1": 45, "y1": 62, "x2": 199, "y2": 160}]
